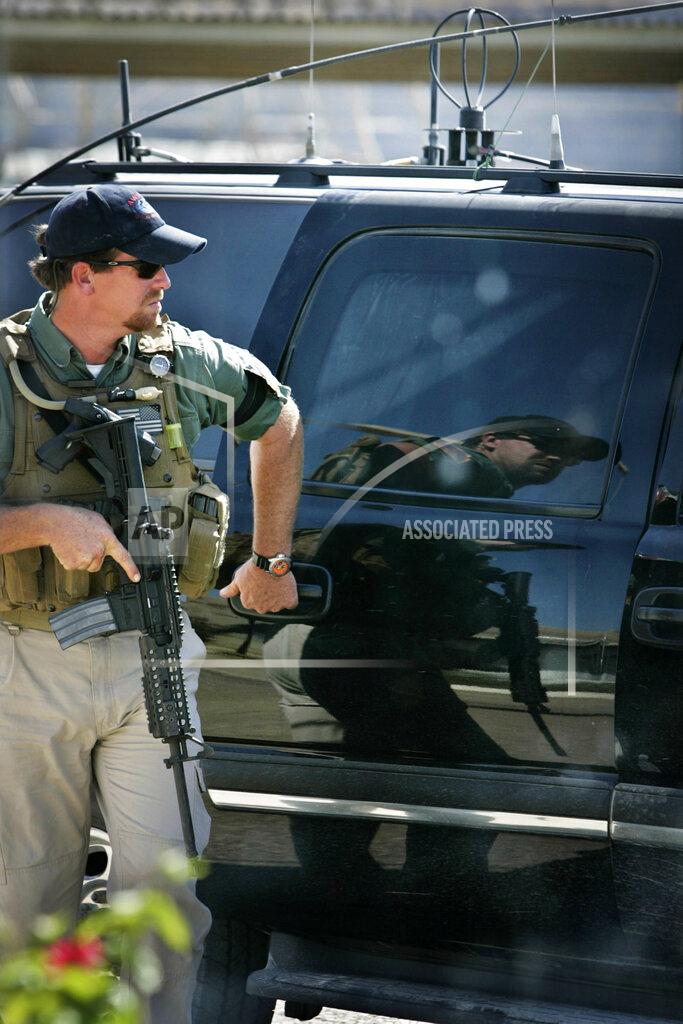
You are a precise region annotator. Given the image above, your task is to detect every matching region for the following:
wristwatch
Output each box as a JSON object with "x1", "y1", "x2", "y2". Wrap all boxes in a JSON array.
[{"x1": 251, "y1": 551, "x2": 293, "y2": 577}]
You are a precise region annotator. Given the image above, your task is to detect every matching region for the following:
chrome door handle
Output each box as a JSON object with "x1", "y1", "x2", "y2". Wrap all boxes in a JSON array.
[
  {"x1": 635, "y1": 606, "x2": 683, "y2": 625},
  {"x1": 631, "y1": 587, "x2": 683, "y2": 648}
]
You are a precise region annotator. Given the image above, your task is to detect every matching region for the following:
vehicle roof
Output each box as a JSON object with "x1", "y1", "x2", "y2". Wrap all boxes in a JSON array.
[{"x1": 12, "y1": 162, "x2": 683, "y2": 208}]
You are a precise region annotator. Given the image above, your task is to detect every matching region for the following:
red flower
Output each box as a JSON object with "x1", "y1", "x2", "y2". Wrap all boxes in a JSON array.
[{"x1": 46, "y1": 936, "x2": 105, "y2": 970}]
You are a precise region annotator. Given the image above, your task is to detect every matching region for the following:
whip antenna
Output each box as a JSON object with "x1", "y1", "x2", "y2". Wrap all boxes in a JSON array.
[
  {"x1": 291, "y1": 0, "x2": 335, "y2": 169},
  {"x1": 3, "y1": 0, "x2": 682, "y2": 203},
  {"x1": 306, "y1": 0, "x2": 317, "y2": 158},
  {"x1": 118, "y1": 60, "x2": 141, "y2": 162},
  {"x1": 549, "y1": 0, "x2": 566, "y2": 168}
]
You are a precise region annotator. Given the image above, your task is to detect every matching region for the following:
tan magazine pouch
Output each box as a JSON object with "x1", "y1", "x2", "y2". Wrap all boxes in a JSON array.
[
  {"x1": 178, "y1": 478, "x2": 230, "y2": 598},
  {"x1": 0, "y1": 547, "x2": 42, "y2": 607}
]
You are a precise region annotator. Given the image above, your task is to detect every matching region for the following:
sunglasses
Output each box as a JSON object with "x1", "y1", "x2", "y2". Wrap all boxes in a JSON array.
[
  {"x1": 88, "y1": 259, "x2": 164, "y2": 279},
  {"x1": 511, "y1": 433, "x2": 579, "y2": 457}
]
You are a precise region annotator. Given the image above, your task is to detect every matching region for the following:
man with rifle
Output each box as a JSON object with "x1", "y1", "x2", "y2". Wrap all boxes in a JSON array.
[{"x1": 0, "y1": 185, "x2": 302, "y2": 1022}]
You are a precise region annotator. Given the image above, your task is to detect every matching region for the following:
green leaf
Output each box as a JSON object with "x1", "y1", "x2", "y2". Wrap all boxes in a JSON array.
[
  {"x1": 130, "y1": 944, "x2": 162, "y2": 995},
  {"x1": 52, "y1": 965, "x2": 112, "y2": 1003},
  {"x1": 32, "y1": 914, "x2": 69, "y2": 945},
  {"x1": 108, "y1": 893, "x2": 145, "y2": 922},
  {"x1": 0, "y1": 988, "x2": 61, "y2": 1024},
  {"x1": 107, "y1": 982, "x2": 142, "y2": 1024},
  {"x1": 1, "y1": 875, "x2": 195, "y2": 1022},
  {"x1": 156, "y1": 850, "x2": 210, "y2": 883},
  {"x1": 78, "y1": 911, "x2": 126, "y2": 958},
  {"x1": 52, "y1": 1008, "x2": 83, "y2": 1024},
  {"x1": 107, "y1": 1010, "x2": 142, "y2": 1024},
  {"x1": 141, "y1": 894, "x2": 190, "y2": 952},
  {"x1": 0, "y1": 990, "x2": 33, "y2": 1024},
  {"x1": 0, "y1": 956, "x2": 47, "y2": 990}
]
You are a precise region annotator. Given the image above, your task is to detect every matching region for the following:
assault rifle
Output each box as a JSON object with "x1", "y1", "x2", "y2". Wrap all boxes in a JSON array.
[
  {"x1": 45, "y1": 393, "x2": 207, "y2": 858},
  {"x1": 499, "y1": 571, "x2": 567, "y2": 758}
]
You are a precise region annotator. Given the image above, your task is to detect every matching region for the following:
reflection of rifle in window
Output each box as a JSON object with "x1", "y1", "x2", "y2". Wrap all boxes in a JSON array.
[{"x1": 499, "y1": 572, "x2": 567, "y2": 758}]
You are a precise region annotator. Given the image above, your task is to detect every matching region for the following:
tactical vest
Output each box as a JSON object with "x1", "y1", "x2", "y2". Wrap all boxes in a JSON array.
[
  {"x1": 0, "y1": 309, "x2": 229, "y2": 630},
  {"x1": 310, "y1": 433, "x2": 514, "y2": 497}
]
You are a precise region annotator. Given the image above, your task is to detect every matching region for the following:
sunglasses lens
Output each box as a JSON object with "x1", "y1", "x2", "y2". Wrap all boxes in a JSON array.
[
  {"x1": 527, "y1": 435, "x2": 575, "y2": 456},
  {"x1": 137, "y1": 262, "x2": 162, "y2": 279}
]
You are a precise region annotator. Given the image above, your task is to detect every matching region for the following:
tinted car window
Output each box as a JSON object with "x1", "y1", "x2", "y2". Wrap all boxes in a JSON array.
[{"x1": 286, "y1": 232, "x2": 652, "y2": 507}]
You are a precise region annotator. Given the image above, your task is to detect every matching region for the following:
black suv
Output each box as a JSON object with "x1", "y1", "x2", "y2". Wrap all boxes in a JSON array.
[{"x1": 2, "y1": 38, "x2": 683, "y2": 1015}]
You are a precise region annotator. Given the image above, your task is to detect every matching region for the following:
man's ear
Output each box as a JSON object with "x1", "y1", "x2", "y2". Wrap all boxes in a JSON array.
[
  {"x1": 71, "y1": 260, "x2": 96, "y2": 294},
  {"x1": 479, "y1": 431, "x2": 501, "y2": 453}
]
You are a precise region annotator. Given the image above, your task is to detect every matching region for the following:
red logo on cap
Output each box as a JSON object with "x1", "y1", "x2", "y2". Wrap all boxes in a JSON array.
[{"x1": 127, "y1": 193, "x2": 156, "y2": 220}]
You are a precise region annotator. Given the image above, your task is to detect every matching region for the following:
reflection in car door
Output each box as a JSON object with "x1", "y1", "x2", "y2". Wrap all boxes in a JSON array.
[{"x1": 192, "y1": 224, "x2": 673, "y2": 962}]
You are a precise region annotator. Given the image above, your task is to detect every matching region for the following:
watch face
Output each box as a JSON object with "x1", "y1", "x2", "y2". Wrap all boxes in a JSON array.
[
  {"x1": 270, "y1": 557, "x2": 291, "y2": 577},
  {"x1": 149, "y1": 353, "x2": 172, "y2": 378}
]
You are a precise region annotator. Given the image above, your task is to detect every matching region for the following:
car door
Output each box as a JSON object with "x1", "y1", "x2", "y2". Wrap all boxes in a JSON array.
[
  {"x1": 192, "y1": 201, "x2": 679, "y2": 969},
  {"x1": 611, "y1": 362, "x2": 683, "y2": 966}
]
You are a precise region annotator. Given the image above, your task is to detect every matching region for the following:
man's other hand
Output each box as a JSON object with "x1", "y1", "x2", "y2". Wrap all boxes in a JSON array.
[{"x1": 220, "y1": 559, "x2": 298, "y2": 614}]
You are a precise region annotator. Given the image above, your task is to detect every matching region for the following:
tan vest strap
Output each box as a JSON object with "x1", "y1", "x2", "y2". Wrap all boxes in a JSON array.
[
  {"x1": 11, "y1": 396, "x2": 29, "y2": 476},
  {"x1": 0, "y1": 312, "x2": 37, "y2": 366},
  {"x1": 137, "y1": 335, "x2": 174, "y2": 355},
  {"x1": 159, "y1": 374, "x2": 192, "y2": 465},
  {"x1": 138, "y1": 322, "x2": 193, "y2": 466},
  {"x1": 136, "y1": 315, "x2": 174, "y2": 355}
]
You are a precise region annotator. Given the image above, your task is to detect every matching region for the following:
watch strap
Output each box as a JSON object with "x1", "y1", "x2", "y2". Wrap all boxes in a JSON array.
[
  {"x1": 252, "y1": 551, "x2": 272, "y2": 572},
  {"x1": 251, "y1": 551, "x2": 292, "y2": 576}
]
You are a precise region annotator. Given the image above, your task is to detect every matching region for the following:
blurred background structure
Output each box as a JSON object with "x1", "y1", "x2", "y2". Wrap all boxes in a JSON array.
[{"x1": 1, "y1": 0, "x2": 682, "y2": 180}]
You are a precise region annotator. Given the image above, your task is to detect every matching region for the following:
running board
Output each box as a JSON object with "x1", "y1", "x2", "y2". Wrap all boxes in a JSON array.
[{"x1": 247, "y1": 966, "x2": 682, "y2": 1024}]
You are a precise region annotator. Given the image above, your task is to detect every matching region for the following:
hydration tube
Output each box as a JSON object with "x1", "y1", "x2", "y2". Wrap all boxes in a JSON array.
[
  {"x1": 0, "y1": 0, "x2": 681, "y2": 208},
  {"x1": 9, "y1": 360, "x2": 66, "y2": 410}
]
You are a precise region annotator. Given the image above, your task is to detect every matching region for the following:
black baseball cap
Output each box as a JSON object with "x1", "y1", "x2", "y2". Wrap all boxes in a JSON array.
[
  {"x1": 44, "y1": 185, "x2": 207, "y2": 264},
  {"x1": 477, "y1": 416, "x2": 609, "y2": 461}
]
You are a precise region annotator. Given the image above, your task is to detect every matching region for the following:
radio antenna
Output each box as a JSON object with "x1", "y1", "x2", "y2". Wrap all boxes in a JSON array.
[
  {"x1": 117, "y1": 58, "x2": 185, "y2": 164},
  {"x1": 118, "y1": 60, "x2": 141, "y2": 162},
  {"x1": 549, "y1": 0, "x2": 566, "y2": 168},
  {"x1": 2, "y1": 0, "x2": 682, "y2": 203},
  {"x1": 306, "y1": 0, "x2": 317, "y2": 158}
]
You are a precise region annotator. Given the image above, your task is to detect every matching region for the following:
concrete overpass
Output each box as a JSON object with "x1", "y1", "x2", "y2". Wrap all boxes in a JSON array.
[{"x1": 1, "y1": 0, "x2": 682, "y2": 83}]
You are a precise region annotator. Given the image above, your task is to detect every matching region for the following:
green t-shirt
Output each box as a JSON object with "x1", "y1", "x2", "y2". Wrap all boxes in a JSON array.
[{"x1": 0, "y1": 294, "x2": 290, "y2": 488}]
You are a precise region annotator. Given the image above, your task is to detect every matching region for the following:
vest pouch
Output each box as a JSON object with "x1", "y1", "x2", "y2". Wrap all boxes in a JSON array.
[
  {"x1": 145, "y1": 487, "x2": 191, "y2": 566},
  {"x1": 178, "y1": 480, "x2": 230, "y2": 599},
  {"x1": 42, "y1": 547, "x2": 91, "y2": 607},
  {"x1": 0, "y1": 547, "x2": 43, "y2": 607},
  {"x1": 96, "y1": 560, "x2": 122, "y2": 596}
]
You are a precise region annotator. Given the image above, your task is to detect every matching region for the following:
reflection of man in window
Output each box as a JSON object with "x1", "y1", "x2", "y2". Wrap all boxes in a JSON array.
[{"x1": 365, "y1": 415, "x2": 609, "y2": 497}]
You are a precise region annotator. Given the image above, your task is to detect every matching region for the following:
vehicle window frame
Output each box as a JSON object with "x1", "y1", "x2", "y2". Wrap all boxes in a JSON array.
[
  {"x1": 279, "y1": 226, "x2": 660, "y2": 517},
  {"x1": 648, "y1": 347, "x2": 683, "y2": 526}
]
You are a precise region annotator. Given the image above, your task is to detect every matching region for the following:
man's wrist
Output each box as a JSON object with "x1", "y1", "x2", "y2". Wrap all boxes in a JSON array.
[
  {"x1": 251, "y1": 550, "x2": 292, "y2": 577},
  {"x1": 19, "y1": 502, "x2": 57, "y2": 547}
]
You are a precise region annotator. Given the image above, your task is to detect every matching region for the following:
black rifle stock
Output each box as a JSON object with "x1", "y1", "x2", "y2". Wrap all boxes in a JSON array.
[
  {"x1": 48, "y1": 405, "x2": 203, "y2": 858},
  {"x1": 500, "y1": 571, "x2": 567, "y2": 758}
]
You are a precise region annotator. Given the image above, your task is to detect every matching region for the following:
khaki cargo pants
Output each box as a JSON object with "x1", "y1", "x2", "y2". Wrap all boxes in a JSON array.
[{"x1": 0, "y1": 612, "x2": 212, "y2": 1024}]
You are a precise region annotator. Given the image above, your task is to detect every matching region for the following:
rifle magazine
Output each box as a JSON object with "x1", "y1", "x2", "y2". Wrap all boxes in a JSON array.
[{"x1": 49, "y1": 596, "x2": 118, "y2": 649}]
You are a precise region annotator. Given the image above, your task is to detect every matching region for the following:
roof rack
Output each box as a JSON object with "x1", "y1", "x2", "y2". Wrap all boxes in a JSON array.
[{"x1": 34, "y1": 161, "x2": 683, "y2": 194}]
